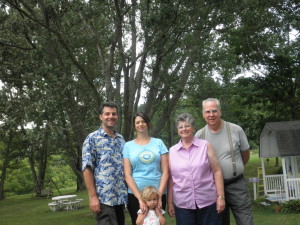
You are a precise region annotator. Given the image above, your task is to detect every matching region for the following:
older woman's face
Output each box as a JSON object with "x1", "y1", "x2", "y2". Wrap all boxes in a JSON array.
[{"x1": 177, "y1": 121, "x2": 195, "y2": 138}]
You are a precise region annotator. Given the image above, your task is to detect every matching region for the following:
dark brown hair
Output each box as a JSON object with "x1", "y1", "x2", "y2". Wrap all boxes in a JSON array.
[
  {"x1": 133, "y1": 112, "x2": 151, "y2": 129},
  {"x1": 99, "y1": 102, "x2": 119, "y2": 114}
]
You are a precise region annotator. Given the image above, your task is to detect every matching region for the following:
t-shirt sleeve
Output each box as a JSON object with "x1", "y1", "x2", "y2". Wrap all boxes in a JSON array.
[
  {"x1": 123, "y1": 143, "x2": 130, "y2": 158},
  {"x1": 158, "y1": 139, "x2": 169, "y2": 155}
]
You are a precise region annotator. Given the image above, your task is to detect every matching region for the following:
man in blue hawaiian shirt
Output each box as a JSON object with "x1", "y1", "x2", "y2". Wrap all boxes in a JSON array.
[{"x1": 82, "y1": 102, "x2": 128, "y2": 225}]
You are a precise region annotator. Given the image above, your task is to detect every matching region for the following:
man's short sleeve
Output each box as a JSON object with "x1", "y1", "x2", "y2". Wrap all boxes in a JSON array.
[
  {"x1": 238, "y1": 126, "x2": 250, "y2": 151},
  {"x1": 82, "y1": 135, "x2": 96, "y2": 171}
]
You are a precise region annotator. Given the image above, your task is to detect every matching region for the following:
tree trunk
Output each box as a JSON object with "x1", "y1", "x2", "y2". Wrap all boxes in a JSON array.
[{"x1": 0, "y1": 133, "x2": 13, "y2": 200}]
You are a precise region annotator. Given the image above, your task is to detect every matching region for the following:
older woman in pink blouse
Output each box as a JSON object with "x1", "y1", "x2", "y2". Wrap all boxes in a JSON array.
[{"x1": 167, "y1": 113, "x2": 225, "y2": 225}]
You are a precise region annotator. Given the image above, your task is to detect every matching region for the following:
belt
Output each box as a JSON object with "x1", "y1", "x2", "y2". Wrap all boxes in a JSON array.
[{"x1": 224, "y1": 174, "x2": 244, "y2": 186}]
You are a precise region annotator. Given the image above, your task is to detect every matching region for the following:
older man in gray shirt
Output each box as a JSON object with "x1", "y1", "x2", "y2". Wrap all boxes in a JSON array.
[{"x1": 195, "y1": 98, "x2": 253, "y2": 225}]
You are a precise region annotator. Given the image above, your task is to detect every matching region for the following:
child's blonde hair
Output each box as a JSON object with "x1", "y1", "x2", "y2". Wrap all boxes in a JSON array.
[{"x1": 140, "y1": 186, "x2": 159, "y2": 201}]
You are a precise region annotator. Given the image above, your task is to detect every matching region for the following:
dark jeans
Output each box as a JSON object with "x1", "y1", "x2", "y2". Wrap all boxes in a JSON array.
[
  {"x1": 174, "y1": 202, "x2": 222, "y2": 225},
  {"x1": 96, "y1": 203, "x2": 125, "y2": 225},
  {"x1": 127, "y1": 193, "x2": 166, "y2": 225}
]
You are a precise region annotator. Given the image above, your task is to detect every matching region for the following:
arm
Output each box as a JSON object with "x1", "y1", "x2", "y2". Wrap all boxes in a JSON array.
[
  {"x1": 167, "y1": 154, "x2": 175, "y2": 218},
  {"x1": 123, "y1": 158, "x2": 147, "y2": 212},
  {"x1": 136, "y1": 208, "x2": 148, "y2": 225},
  {"x1": 155, "y1": 207, "x2": 166, "y2": 225},
  {"x1": 241, "y1": 150, "x2": 250, "y2": 165},
  {"x1": 207, "y1": 143, "x2": 225, "y2": 214},
  {"x1": 83, "y1": 168, "x2": 100, "y2": 213},
  {"x1": 157, "y1": 154, "x2": 169, "y2": 209}
]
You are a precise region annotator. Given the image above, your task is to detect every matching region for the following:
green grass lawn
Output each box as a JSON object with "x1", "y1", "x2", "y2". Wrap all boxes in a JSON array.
[{"x1": 1, "y1": 150, "x2": 300, "y2": 225}]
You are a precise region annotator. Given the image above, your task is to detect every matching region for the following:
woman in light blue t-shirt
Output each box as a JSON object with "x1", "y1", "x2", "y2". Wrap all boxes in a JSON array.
[{"x1": 123, "y1": 112, "x2": 169, "y2": 225}]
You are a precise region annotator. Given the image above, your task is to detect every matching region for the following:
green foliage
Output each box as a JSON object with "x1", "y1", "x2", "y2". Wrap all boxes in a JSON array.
[
  {"x1": 2, "y1": 155, "x2": 76, "y2": 195},
  {"x1": 47, "y1": 155, "x2": 76, "y2": 189},
  {"x1": 1, "y1": 0, "x2": 299, "y2": 198},
  {"x1": 2, "y1": 155, "x2": 300, "y2": 225},
  {"x1": 282, "y1": 200, "x2": 300, "y2": 213},
  {"x1": 254, "y1": 196, "x2": 267, "y2": 205},
  {"x1": 4, "y1": 160, "x2": 33, "y2": 195}
]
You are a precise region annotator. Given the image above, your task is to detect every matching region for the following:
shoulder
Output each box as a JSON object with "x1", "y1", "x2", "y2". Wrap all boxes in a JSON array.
[
  {"x1": 116, "y1": 132, "x2": 124, "y2": 140},
  {"x1": 227, "y1": 121, "x2": 241, "y2": 129},
  {"x1": 84, "y1": 128, "x2": 105, "y2": 143},
  {"x1": 151, "y1": 137, "x2": 163, "y2": 144},
  {"x1": 193, "y1": 137, "x2": 207, "y2": 144},
  {"x1": 195, "y1": 126, "x2": 207, "y2": 138},
  {"x1": 151, "y1": 138, "x2": 168, "y2": 148},
  {"x1": 169, "y1": 141, "x2": 181, "y2": 153},
  {"x1": 124, "y1": 140, "x2": 134, "y2": 146},
  {"x1": 123, "y1": 140, "x2": 135, "y2": 153},
  {"x1": 87, "y1": 127, "x2": 105, "y2": 137},
  {"x1": 226, "y1": 121, "x2": 245, "y2": 133}
]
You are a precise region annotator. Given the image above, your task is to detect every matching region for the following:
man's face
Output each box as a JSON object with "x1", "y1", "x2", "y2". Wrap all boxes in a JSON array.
[
  {"x1": 202, "y1": 101, "x2": 222, "y2": 127},
  {"x1": 99, "y1": 106, "x2": 118, "y2": 129}
]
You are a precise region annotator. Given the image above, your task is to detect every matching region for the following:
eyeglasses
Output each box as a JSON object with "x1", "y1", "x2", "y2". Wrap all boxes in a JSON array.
[
  {"x1": 177, "y1": 125, "x2": 192, "y2": 130},
  {"x1": 203, "y1": 110, "x2": 218, "y2": 115}
]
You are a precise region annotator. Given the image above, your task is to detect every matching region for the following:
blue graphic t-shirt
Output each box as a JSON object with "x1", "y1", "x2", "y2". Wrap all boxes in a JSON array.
[{"x1": 123, "y1": 138, "x2": 168, "y2": 193}]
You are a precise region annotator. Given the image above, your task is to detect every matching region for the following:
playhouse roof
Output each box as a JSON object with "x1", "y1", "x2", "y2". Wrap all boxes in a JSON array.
[{"x1": 260, "y1": 120, "x2": 300, "y2": 158}]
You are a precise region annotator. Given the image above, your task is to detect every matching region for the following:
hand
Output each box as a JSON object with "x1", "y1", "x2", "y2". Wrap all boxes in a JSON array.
[
  {"x1": 140, "y1": 207, "x2": 149, "y2": 219},
  {"x1": 168, "y1": 203, "x2": 175, "y2": 218},
  {"x1": 216, "y1": 198, "x2": 225, "y2": 214},
  {"x1": 89, "y1": 195, "x2": 101, "y2": 214},
  {"x1": 154, "y1": 206, "x2": 160, "y2": 215},
  {"x1": 139, "y1": 198, "x2": 148, "y2": 213},
  {"x1": 157, "y1": 196, "x2": 163, "y2": 210}
]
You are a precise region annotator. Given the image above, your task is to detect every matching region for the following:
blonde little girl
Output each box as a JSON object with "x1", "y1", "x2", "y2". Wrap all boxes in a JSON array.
[{"x1": 136, "y1": 186, "x2": 166, "y2": 225}]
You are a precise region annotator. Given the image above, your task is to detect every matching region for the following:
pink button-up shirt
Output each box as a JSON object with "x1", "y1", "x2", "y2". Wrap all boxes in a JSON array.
[{"x1": 169, "y1": 137, "x2": 217, "y2": 209}]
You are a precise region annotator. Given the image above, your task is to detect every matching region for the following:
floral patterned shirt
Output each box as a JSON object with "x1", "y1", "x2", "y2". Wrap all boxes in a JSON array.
[{"x1": 82, "y1": 127, "x2": 128, "y2": 206}]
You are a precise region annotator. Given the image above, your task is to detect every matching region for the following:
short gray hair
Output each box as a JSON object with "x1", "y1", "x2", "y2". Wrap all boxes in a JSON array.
[
  {"x1": 176, "y1": 113, "x2": 195, "y2": 128},
  {"x1": 202, "y1": 98, "x2": 221, "y2": 112}
]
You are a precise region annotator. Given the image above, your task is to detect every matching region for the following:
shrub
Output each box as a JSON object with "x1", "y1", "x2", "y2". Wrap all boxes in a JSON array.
[{"x1": 281, "y1": 200, "x2": 300, "y2": 213}]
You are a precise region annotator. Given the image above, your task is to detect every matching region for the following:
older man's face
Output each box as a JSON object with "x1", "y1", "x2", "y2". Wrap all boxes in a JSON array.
[{"x1": 202, "y1": 101, "x2": 222, "y2": 127}]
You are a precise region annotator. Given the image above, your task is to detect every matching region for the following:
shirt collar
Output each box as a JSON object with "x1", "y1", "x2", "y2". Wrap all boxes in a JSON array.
[
  {"x1": 174, "y1": 136, "x2": 200, "y2": 151},
  {"x1": 98, "y1": 127, "x2": 122, "y2": 138}
]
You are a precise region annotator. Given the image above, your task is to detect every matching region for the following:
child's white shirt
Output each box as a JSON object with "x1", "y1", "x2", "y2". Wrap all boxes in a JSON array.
[{"x1": 137, "y1": 209, "x2": 165, "y2": 225}]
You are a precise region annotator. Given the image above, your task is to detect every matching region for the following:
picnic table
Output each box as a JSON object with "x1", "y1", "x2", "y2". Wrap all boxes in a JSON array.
[{"x1": 48, "y1": 195, "x2": 83, "y2": 212}]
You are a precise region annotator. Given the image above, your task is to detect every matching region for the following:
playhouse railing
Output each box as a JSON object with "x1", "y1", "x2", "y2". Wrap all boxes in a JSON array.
[
  {"x1": 264, "y1": 174, "x2": 285, "y2": 202},
  {"x1": 286, "y1": 178, "x2": 300, "y2": 200},
  {"x1": 264, "y1": 174, "x2": 284, "y2": 195},
  {"x1": 264, "y1": 175, "x2": 300, "y2": 201}
]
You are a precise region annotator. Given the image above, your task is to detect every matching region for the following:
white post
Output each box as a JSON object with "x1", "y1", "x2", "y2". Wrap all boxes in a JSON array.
[
  {"x1": 248, "y1": 177, "x2": 260, "y2": 200},
  {"x1": 282, "y1": 157, "x2": 289, "y2": 201},
  {"x1": 253, "y1": 182, "x2": 257, "y2": 200}
]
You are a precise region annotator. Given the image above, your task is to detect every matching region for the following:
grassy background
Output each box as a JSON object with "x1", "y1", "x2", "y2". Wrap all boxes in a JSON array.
[{"x1": 1, "y1": 150, "x2": 300, "y2": 225}]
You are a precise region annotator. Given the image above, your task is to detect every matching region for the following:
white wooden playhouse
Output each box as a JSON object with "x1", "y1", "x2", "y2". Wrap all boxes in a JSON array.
[{"x1": 260, "y1": 120, "x2": 300, "y2": 202}]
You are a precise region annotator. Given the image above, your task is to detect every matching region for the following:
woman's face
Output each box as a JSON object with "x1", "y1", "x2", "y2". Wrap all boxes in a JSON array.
[
  {"x1": 135, "y1": 116, "x2": 148, "y2": 133},
  {"x1": 177, "y1": 121, "x2": 194, "y2": 139}
]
